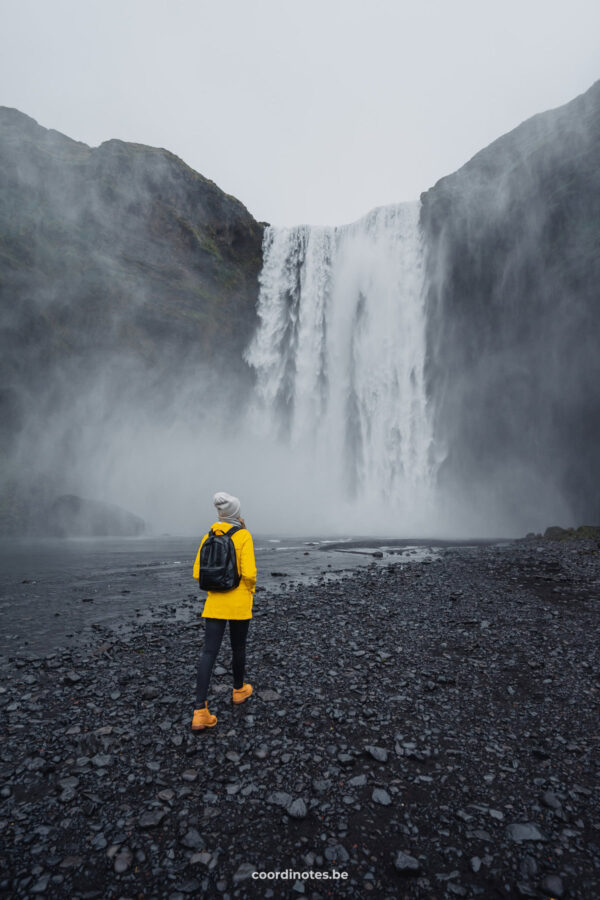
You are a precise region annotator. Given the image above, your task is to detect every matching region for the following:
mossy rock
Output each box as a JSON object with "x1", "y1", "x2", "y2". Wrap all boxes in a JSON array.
[{"x1": 543, "y1": 525, "x2": 600, "y2": 541}]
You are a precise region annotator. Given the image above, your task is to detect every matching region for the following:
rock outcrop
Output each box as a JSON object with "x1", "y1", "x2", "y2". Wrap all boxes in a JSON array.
[
  {"x1": 543, "y1": 524, "x2": 600, "y2": 542},
  {"x1": 421, "y1": 81, "x2": 600, "y2": 525},
  {"x1": 0, "y1": 107, "x2": 264, "y2": 378},
  {"x1": 45, "y1": 494, "x2": 146, "y2": 537},
  {"x1": 0, "y1": 108, "x2": 265, "y2": 534}
]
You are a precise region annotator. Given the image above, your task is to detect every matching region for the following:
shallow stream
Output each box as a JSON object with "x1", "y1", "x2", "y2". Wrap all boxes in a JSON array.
[{"x1": 0, "y1": 535, "x2": 489, "y2": 663}]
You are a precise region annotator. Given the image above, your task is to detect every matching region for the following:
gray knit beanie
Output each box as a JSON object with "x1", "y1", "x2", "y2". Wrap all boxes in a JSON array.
[{"x1": 213, "y1": 491, "x2": 241, "y2": 523}]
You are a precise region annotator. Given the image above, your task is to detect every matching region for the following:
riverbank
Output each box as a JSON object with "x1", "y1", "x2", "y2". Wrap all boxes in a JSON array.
[
  {"x1": 0, "y1": 535, "x2": 449, "y2": 663},
  {"x1": 1, "y1": 538, "x2": 599, "y2": 898}
]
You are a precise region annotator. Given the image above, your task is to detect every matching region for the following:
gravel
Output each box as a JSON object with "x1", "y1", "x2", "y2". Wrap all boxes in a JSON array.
[{"x1": 0, "y1": 537, "x2": 599, "y2": 897}]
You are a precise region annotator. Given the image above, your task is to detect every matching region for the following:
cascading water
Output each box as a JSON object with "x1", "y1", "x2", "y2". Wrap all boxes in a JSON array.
[{"x1": 244, "y1": 202, "x2": 439, "y2": 532}]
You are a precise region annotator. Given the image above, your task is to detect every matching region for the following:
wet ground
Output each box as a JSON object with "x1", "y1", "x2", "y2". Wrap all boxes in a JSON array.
[
  {"x1": 0, "y1": 536, "x2": 598, "y2": 899},
  {"x1": 0, "y1": 535, "x2": 467, "y2": 664}
]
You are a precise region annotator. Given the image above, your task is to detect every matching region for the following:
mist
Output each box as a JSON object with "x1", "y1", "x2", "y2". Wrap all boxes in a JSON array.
[
  {"x1": 5, "y1": 206, "x2": 569, "y2": 543},
  {"x1": 1, "y1": 80, "x2": 599, "y2": 540},
  {"x1": 9, "y1": 352, "x2": 525, "y2": 540}
]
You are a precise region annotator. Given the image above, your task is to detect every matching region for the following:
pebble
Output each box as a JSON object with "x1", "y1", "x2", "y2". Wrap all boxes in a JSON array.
[
  {"x1": 138, "y1": 809, "x2": 167, "y2": 828},
  {"x1": 142, "y1": 685, "x2": 160, "y2": 699},
  {"x1": 541, "y1": 874, "x2": 565, "y2": 897},
  {"x1": 364, "y1": 745, "x2": 388, "y2": 762},
  {"x1": 516, "y1": 882, "x2": 538, "y2": 898},
  {"x1": 324, "y1": 844, "x2": 350, "y2": 863},
  {"x1": 394, "y1": 851, "x2": 420, "y2": 874},
  {"x1": 30, "y1": 874, "x2": 50, "y2": 894},
  {"x1": 258, "y1": 689, "x2": 281, "y2": 701},
  {"x1": 173, "y1": 879, "x2": 202, "y2": 894},
  {"x1": 113, "y1": 847, "x2": 133, "y2": 873},
  {"x1": 287, "y1": 798, "x2": 307, "y2": 818},
  {"x1": 520, "y1": 855, "x2": 538, "y2": 879},
  {"x1": 59, "y1": 856, "x2": 83, "y2": 868},
  {"x1": 541, "y1": 790, "x2": 562, "y2": 811},
  {"x1": 312, "y1": 779, "x2": 330, "y2": 794},
  {"x1": 506, "y1": 823, "x2": 547, "y2": 842},
  {"x1": 337, "y1": 752, "x2": 354, "y2": 765},
  {"x1": 91, "y1": 754, "x2": 112, "y2": 768},
  {"x1": 348, "y1": 774, "x2": 367, "y2": 787},
  {"x1": 2, "y1": 537, "x2": 599, "y2": 897},
  {"x1": 267, "y1": 791, "x2": 292, "y2": 808},
  {"x1": 189, "y1": 851, "x2": 212, "y2": 866},
  {"x1": 233, "y1": 862, "x2": 256, "y2": 883},
  {"x1": 372, "y1": 788, "x2": 392, "y2": 806},
  {"x1": 180, "y1": 828, "x2": 204, "y2": 850}
]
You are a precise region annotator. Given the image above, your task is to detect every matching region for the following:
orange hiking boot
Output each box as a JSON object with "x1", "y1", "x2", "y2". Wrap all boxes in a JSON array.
[
  {"x1": 232, "y1": 683, "x2": 253, "y2": 704},
  {"x1": 191, "y1": 703, "x2": 217, "y2": 731}
]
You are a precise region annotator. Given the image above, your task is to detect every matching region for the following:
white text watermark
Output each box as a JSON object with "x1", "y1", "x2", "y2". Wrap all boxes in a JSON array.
[{"x1": 252, "y1": 868, "x2": 349, "y2": 881}]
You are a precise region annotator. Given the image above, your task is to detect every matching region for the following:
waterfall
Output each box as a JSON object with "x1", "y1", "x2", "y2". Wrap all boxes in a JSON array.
[{"x1": 244, "y1": 201, "x2": 437, "y2": 531}]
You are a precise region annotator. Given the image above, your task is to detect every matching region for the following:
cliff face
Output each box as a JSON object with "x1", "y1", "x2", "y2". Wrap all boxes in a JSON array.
[
  {"x1": 0, "y1": 108, "x2": 264, "y2": 376},
  {"x1": 0, "y1": 108, "x2": 264, "y2": 533},
  {"x1": 3, "y1": 86, "x2": 599, "y2": 536},
  {"x1": 421, "y1": 82, "x2": 600, "y2": 525}
]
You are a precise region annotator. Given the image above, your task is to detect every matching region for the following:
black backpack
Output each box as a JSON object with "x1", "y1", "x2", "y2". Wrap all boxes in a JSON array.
[{"x1": 198, "y1": 524, "x2": 243, "y2": 591}]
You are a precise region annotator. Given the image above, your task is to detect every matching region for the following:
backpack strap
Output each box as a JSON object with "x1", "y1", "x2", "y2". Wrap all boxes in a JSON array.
[{"x1": 210, "y1": 524, "x2": 244, "y2": 537}]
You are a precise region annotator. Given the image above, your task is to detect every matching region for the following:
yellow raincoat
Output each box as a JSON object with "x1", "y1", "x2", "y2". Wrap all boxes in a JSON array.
[{"x1": 193, "y1": 521, "x2": 257, "y2": 619}]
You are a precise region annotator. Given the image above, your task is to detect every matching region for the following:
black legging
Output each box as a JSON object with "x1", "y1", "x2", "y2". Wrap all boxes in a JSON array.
[{"x1": 196, "y1": 618, "x2": 250, "y2": 706}]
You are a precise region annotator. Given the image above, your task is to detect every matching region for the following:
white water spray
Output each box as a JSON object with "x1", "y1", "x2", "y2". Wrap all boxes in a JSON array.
[{"x1": 244, "y1": 202, "x2": 438, "y2": 532}]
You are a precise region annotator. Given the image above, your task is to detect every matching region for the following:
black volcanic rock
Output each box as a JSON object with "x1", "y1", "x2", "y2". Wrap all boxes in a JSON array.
[
  {"x1": 421, "y1": 81, "x2": 600, "y2": 526},
  {"x1": 1, "y1": 537, "x2": 600, "y2": 897}
]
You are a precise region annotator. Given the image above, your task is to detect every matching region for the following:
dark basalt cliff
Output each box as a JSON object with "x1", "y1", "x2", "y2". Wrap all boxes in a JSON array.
[
  {"x1": 421, "y1": 81, "x2": 600, "y2": 524},
  {"x1": 0, "y1": 108, "x2": 264, "y2": 375},
  {"x1": 0, "y1": 108, "x2": 264, "y2": 533}
]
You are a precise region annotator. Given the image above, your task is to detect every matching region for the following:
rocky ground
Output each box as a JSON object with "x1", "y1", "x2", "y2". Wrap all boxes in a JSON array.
[{"x1": 1, "y1": 537, "x2": 599, "y2": 899}]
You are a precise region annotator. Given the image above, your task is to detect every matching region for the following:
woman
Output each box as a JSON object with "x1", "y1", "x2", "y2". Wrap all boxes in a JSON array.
[{"x1": 191, "y1": 491, "x2": 256, "y2": 730}]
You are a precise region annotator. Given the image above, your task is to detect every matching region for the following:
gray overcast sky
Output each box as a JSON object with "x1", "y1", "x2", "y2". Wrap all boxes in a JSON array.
[{"x1": 1, "y1": 0, "x2": 598, "y2": 226}]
